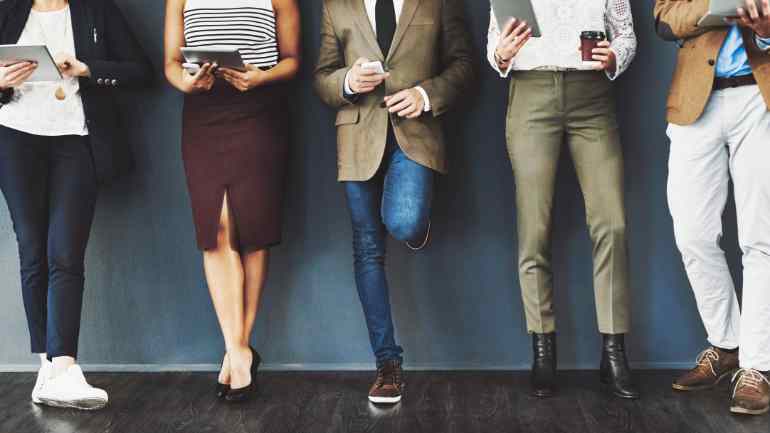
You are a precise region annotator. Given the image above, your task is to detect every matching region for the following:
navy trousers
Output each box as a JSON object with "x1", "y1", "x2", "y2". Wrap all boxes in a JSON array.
[
  {"x1": 344, "y1": 140, "x2": 434, "y2": 367},
  {"x1": 0, "y1": 126, "x2": 97, "y2": 359}
]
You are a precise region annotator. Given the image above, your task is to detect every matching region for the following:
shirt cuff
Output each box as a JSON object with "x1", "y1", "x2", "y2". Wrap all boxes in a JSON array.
[
  {"x1": 498, "y1": 61, "x2": 514, "y2": 78},
  {"x1": 756, "y1": 34, "x2": 770, "y2": 51},
  {"x1": 415, "y1": 86, "x2": 431, "y2": 112},
  {"x1": 343, "y1": 69, "x2": 356, "y2": 97}
]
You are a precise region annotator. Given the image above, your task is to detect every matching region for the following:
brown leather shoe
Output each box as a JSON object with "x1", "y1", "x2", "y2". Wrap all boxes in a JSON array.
[
  {"x1": 730, "y1": 369, "x2": 770, "y2": 415},
  {"x1": 368, "y1": 360, "x2": 403, "y2": 404},
  {"x1": 672, "y1": 347, "x2": 739, "y2": 391}
]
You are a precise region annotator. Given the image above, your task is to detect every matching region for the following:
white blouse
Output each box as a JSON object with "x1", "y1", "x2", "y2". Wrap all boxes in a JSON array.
[
  {"x1": 0, "y1": 6, "x2": 88, "y2": 136},
  {"x1": 487, "y1": 0, "x2": 637, "y2": 80}
]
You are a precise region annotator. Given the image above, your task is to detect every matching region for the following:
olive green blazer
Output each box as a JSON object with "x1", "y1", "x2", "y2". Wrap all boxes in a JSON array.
[{"x1": 313, "y1": 0, "x2": 474, "y2": 181}]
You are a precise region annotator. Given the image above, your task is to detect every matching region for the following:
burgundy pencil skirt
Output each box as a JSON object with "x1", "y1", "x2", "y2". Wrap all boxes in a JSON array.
[{"x1": 181, "y1": 82, "x2": 289, "y2": 252}]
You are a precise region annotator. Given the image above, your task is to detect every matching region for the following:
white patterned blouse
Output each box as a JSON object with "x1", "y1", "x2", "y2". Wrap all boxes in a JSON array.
[{"x1": 487, "y1": 0, "x2": 637, "y2": 80}]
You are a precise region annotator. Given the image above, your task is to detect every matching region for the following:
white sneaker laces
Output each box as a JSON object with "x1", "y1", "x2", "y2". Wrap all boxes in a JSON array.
[{"x1": 732, "y1": 368, "x2": 770, "y2": 398}]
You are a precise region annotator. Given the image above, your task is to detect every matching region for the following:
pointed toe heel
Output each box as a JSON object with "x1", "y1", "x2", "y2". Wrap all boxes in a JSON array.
[{"x1": 225, "y1": 347, "x2": 262, "y2": 403}]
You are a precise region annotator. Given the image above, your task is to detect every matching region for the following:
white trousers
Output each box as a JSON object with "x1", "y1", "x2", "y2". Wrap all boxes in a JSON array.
[{"x1": 667, "y1": 85, "x2": 770, "y2": 371}]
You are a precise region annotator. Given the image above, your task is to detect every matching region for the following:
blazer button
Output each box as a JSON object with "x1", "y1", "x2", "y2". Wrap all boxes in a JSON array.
[
  {"x1": 708, "y1": 59, "x2": 716, "y2": 66},
  {"x1": 97, "y1": 78, "x2": 104, "y2": 85}
]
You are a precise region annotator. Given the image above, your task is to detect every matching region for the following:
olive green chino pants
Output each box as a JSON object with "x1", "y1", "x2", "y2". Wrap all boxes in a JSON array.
[{"x1": 505, "y1": 71, "x2": 630, "y2": 335}]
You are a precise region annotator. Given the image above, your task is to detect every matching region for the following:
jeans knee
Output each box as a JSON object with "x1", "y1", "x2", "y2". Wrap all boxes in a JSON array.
[
  {"x1": 47, "y1": 250, "x2": 85, "y2": 280},
  {"x1": 352, "y1": 228, "x2": 385, "y2": 266},
  {"x1": 384, "y1": 216, "x2": 425, "y2": 243},
  {"x1": 15, "y1": 237, "x2": 46, "y2": 275}
]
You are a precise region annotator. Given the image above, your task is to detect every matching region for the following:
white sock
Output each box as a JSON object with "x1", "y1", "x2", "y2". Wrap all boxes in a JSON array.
[{"x1": 38, "y1": 353, "x2": 49, "y2": 367}]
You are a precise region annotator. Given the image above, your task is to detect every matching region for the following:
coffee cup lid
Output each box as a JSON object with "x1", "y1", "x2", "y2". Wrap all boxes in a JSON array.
[{"x1": 581, "y1": 31, "x2": 606, "y2": 40}]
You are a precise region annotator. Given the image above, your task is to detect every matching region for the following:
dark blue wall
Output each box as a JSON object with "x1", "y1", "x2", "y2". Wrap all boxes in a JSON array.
[{"x1": 0, "y1": 0, "x2": 740, "y2": 370}]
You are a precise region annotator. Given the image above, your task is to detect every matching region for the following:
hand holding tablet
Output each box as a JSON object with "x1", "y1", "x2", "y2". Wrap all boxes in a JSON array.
[
  {"x1": 697, "y1": 0, "x2": 769, "y2": 29},
  {"x1": 733, "y1": 0, "x2": 770, "y2": 37},
  {"x1": 0, "y1": 44, "x2": 62, "y2": 83},
  {"x1": 0, "y1": 61, "x2": 38, "y2": 89},
  {"x1": 491, "y1": 0, "x2": 542, "y2": 38},
  {"x1": 180, "y1": 62, "x2": 216, "y2": 94},
  {"x1": 181, "y1": 47, "x2": 248, "y2": 72},
  {"x1": 495, "y1": 18, "x2": 533, "y2": 68}
]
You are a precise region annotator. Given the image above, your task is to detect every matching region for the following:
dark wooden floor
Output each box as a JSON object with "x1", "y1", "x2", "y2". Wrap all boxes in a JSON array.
[{"x1": 0, "y1": 370, "x2": 768, "y2": 433}]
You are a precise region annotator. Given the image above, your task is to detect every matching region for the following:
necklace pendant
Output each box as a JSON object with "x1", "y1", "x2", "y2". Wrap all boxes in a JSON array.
[{"x1": 54, "y1": 86, "x2": 66, "y2": 101}]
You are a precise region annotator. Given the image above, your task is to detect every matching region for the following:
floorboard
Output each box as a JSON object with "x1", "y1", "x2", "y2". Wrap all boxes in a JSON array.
[{"x1": 0, "y1": 370, "x2": 768, "y2": 433}]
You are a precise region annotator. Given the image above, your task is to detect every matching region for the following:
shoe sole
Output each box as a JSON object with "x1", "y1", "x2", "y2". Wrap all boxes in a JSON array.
[
  {"x1": 599, "y1": 378, "x2": 640, "y2": 400},
  {"x1": 37, "y1": 397, "x2": 108, "y2": 411},
  {"x1": 730, "y1": 406, "x2": 770, "y2": 416},
  {"x1": 671, "y1": 369, "x2": 737, "y2": 392},
  {"x1": 368, "y1": 395, "x2": 402, "y2": 404}
]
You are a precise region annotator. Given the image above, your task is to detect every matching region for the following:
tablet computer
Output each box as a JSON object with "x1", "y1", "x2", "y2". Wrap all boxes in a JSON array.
[
  {"x1": 181, "y1": 47, "x2": 247, "y2": 71},
  {"x1": 0, "y1": 44, "x2": 62, "y2": 82},
  {"x1": 491, "y1": 0, "x2": 542, "y2": 38},
  {"x1": 697, "y1": 0, "x2": 745, "y2": 27}
]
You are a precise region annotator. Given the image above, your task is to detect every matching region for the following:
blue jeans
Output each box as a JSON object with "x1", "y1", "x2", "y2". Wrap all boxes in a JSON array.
[{"x1": 344, "y1": 143, "x2": 434, "y2": 367}]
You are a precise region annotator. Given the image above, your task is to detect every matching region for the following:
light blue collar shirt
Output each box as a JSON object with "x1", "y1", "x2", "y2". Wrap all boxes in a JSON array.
[{"x1": 717, "y1": 25, "x2": 770, "y2": 78}]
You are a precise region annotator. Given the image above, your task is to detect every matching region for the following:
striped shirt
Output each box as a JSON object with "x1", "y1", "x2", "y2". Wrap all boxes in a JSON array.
[{"x1": 184, "y1": 0, "x2": 279, "y2": 68}]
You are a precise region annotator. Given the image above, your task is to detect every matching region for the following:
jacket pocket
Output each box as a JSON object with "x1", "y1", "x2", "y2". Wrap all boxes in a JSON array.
[{"x1": 335, "y1": 108, "x2": 360, "y2": 126}]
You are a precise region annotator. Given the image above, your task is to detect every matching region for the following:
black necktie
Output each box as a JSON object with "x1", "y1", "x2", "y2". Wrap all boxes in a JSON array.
[{"x1": 375, "y1": 0, "x2": 397, "y2": 56}]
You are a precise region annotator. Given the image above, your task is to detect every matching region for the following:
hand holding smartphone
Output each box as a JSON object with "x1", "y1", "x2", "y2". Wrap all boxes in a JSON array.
[{"x1": 361, "y1": 61, "x2": 386, "y2": 74}]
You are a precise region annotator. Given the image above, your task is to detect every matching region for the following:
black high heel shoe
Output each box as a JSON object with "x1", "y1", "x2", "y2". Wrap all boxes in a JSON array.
[
  {"x1": 225, "y1": 347, "x2": 262, "y2": 403},
  {"x1": 216, "y1": 353, "x2": 230, "y2": 399}
]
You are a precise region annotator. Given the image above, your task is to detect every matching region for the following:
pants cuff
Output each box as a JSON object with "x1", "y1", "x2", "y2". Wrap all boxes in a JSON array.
[
  {"x1": 376, "y1": 355, "x2": 403, "y2": 368},
  {"x1": 707, "y1": 337, "x2": 739, "y2": 351}
]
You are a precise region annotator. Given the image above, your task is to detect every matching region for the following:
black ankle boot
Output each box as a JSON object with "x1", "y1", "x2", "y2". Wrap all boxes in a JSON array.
[
  {"x1": 531, "y1": 333, "x2": 557, "y2": 398},
  {"x1": 599, "y1": 334, "x2": 640, "y2": 400}
]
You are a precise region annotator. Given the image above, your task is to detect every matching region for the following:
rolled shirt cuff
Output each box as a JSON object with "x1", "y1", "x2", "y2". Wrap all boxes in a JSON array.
[
  {"x1": 343, "y1": 69, "x2": 355, "y2": 98},
  {"x1": 494, "y1": 55, "x2": 515, "y2": 78},
  {"x1": 415, "y1": 85, "x2": 431, "y2": 112}
]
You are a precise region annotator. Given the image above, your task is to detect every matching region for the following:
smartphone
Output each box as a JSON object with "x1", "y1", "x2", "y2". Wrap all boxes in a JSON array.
[{"x1": 361, "y1": 61, "x2": 386, "y2": 74}]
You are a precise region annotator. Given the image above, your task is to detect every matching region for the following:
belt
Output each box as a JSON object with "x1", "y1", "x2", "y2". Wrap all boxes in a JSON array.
[{"x1": 713, "y1": 74, "x2": 757, "y2": 91}]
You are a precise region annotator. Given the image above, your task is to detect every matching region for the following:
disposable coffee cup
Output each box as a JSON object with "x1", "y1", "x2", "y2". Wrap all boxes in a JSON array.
[{"x1": 581, "y1": 31, "x2": 606, "y2": 65}]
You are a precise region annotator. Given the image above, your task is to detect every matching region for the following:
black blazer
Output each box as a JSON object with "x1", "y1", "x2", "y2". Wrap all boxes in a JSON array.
[{"x1": 0, "y1": 0, "x2": 153, "y2": 184}]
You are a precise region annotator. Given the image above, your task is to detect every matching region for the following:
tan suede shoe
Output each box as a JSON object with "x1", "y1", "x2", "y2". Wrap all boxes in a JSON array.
[
  {"x1": 730, "y1": 369, "x2": 770, "y2": 416},
  {"x1": 672, "y1": 347, "x2": 739, "y2": 391}
]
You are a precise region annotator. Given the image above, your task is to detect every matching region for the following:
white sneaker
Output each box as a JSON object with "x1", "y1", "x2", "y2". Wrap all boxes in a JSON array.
[
  {"x1": 36, "y1": 365, "x2": 108, "y2": 410},
  {"x1": 31, "y1": 361, "x2": 53, "y2": 404}
]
